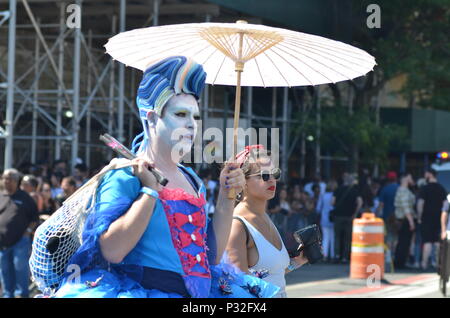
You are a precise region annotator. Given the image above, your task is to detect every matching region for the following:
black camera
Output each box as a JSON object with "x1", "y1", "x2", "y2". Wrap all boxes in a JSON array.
[{"x1": 289, "y1": 224, "x2": 323, "y2": 264}]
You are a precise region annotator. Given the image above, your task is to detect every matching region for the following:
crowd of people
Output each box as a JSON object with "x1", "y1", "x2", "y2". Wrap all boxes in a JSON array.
[
  {"x1": 0, "y1": 159, "x2": 91, "y2": 297},
  {"x1": 249, "y1": 169, "x2": 449, "y2": 272}
]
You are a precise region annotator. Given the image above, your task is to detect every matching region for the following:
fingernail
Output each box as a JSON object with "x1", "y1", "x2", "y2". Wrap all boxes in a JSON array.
[
  {"x1": 225, "y1": 181, "x2": 228, "y2": 185},
  {"x1": 226, "y1": 176, "x2": 229, "y2": 179},
  {"x1": 226, "y1": 185, "x2": 230, "y2": 189}
]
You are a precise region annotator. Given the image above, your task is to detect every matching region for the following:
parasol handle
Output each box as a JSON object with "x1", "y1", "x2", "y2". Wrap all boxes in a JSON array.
[
  {"x1": 227, "y1": 31, "x2": 245, "y2": 200},
  {"x1": 228, "y1": 65, "x2": 243, "y2": 200}
]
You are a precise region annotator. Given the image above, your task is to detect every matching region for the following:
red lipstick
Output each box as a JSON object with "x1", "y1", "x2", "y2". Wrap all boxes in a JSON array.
[{"x1": 267, "y1": 186, "x2": 276, "y2": 191}]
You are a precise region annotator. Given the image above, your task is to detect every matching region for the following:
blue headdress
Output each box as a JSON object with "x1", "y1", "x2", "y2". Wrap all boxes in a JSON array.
[{"x1": 132, "y1": 56, "x2": 206, "y2": 154}]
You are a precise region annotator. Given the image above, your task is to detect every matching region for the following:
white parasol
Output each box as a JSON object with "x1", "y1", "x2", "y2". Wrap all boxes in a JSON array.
[{"x1": 105, "y1": 20, "x2": 376, "y2": 198}]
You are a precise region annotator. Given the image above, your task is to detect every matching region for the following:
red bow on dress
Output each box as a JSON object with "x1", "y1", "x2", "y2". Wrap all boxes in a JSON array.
[
  {"x1": 183, "y1": 251, "x2": 208, "y2": 271},
  {"x1": 171, "y1": 211, "x2": 205, "y2": 228},
  {"x1": 179, "y1": 228, "x2": 205, "y2": 248}
]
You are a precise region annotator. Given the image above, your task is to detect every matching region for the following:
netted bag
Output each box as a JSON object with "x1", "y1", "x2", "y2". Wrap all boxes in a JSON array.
[{"x1": 29, "y1": 160, "x2": 135, "y2": 293}]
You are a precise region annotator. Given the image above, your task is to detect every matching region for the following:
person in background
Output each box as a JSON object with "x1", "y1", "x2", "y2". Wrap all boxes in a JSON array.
[
  {"x1": 292, "y1": 184, "x2": 302, "y2": 201},
  {"x1": 393, "y1": 173, "x2": 416, "y2": 269},
  {"x1": 52, "y1": 159, "x2": 68, "y2": 177},
  {"x1": 358, "y1": 171, "x2": 374, "y2": 216},
  {"x1": 200, "y1": 170, "x2": 218, "y2": 218},
  {"x1": 317, "y1": 180, "x2": 338, "y2": 263},
  {"x1": 378, "y1": 171, "x2": 400, "y2": 254},
  {"x1": 20, "y1": 174, "x2": 44, "y2": 213},
  {"x1": 74, "y1": 163, "x2": 90, "y2": 187},
  {"x1": 50, "y1": 171, "x2": 64, "y2": 199},
  {"x1": 331, "y1": 173, "x2": 363, "y2": 264},
  {"x1": 370, "y1": 179, "x2": 381, "y2": 214},
  {"x1": 267, "y1": 186, "x2": 289, "y2": 243},
  {"x1": 36, "y1": 160, "x2": 51, "y2": 181},
  {"x1": 417, "y1": 168, "x2": 447, "y2": 271},
  {"x1": 304, "y1": 174, "x2": 326, "y2": 198},
  {"x1": 0, "y1": 169, "x2": 39, "y2": 298},
  {"x1": 288, "y1": 191, "x2": 318, "y2": 245},
  {"x1": 56, "y1": 176, "x2": 77, "y2": 206},
  {"x1": 38, "y1": 180, "x2": 61, "y2": 222},
  {"x1": 441, "y1": 201, "x2": 449, "y2": 241},
  {"x1": 311, "y1": 183, "x2": 322, "y2": 212}
]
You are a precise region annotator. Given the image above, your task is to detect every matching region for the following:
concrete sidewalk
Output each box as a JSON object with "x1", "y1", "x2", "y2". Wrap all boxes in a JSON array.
[{"x1": 285, "y1": 262, "x2": 445, "y2": 298}]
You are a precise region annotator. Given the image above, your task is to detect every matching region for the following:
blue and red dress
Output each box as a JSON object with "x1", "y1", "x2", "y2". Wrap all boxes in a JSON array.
[{"x1": 54, "y1": 165, "x2": 279, "y2": 298}]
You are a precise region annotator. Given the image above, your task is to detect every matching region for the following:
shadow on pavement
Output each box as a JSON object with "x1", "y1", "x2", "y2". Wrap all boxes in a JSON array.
[{"x1": 286, "y1": 262, "x2": 350, "y2": 285}]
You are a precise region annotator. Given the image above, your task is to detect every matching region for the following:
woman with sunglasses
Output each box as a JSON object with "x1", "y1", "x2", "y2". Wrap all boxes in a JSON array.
[{"x1": 226, "y1": 145, "x2": 308, "y2": 298}]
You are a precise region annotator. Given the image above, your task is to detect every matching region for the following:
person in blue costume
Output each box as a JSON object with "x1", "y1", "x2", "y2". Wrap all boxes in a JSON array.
[{"x1": 54, "y1": 56, "x2": 280, "y2": 298}]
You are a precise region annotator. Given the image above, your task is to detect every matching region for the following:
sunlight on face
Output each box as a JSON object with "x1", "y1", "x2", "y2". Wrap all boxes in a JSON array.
[{"x1": 244, "y1": 157, "x2": 278, "y2": 201}]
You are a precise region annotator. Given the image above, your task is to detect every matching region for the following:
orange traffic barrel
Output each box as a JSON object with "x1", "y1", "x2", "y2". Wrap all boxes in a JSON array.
[{"x1": 350, "y1": 212, "x2": 385, "y2": 279}]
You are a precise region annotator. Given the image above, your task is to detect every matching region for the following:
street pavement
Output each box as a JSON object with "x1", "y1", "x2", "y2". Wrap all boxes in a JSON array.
[
  {"x1": 5, "y1": 261, "x2": 446, "y2": 298},
  {"x1": 286, "y1": 262, "x2": 446, "y2": 298}
]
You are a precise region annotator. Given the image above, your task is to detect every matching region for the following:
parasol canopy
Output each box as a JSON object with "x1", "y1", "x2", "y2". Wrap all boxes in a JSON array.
[{"x1": 105, "y1": 21, "x2": 376, "y2": 88}]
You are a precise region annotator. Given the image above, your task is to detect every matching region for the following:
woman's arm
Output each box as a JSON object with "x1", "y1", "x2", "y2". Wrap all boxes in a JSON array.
[
  {"x1": 285, "y1": 252, "x2": 308, "y2": 274},
  {"x1": 225, "y1": 219, "x2": 250, "y2": 273},
  {"x1": 441, "y1": 210, "x2": 448, "y2": 240},
  {"x1": 99, "y1": 158, "x2": 161, "y2": 264},
  {"x1": 212, "y1": 163, "x2": 245, "y2": 264},
  {"x1": 99, "y1": 194, "x2": 157, "y2": 263}
]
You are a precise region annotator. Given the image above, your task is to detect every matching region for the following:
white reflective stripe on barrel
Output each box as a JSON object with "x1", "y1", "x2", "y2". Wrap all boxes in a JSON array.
[
  {"x1": 351, "y1": 246, "x2": 384, "y2": 253},
  {"x1": 353, "y1": 225, "x2": 384, "y2": 233}
]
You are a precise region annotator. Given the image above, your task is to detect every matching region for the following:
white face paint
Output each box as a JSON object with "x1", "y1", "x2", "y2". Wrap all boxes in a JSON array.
[{"x1": 152, "y1": 93, "x2": 200, "y2": 159}]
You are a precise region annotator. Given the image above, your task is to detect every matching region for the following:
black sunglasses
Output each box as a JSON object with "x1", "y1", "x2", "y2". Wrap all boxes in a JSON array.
[{"x1": 247, "y1": 168, "x2": 281, "y2": 181}]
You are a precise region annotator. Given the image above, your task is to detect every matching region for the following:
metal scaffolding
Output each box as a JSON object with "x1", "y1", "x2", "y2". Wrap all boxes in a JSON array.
[{"x1": 0, "y1": 0, "x2": 319, "y2": 180}]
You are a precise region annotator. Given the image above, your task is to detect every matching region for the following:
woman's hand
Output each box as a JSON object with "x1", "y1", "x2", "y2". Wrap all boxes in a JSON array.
[
  {"x1": 292, "y1": 251, "x2": 309, "y2": 267},
  {"x1": 219, "y1": 162, "x2": 245, "y2": 195},
  {"x1": 131, "y1": 158, "x2": 162, "y2": 191}
]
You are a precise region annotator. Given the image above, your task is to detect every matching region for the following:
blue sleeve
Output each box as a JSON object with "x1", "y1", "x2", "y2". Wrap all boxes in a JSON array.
[{"x1": 66, "y1": 167, "x2": 141, "y2": 273}]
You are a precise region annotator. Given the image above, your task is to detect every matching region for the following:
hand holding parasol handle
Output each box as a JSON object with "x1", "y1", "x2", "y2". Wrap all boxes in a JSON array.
[{"x1": 100, "y1": 133, "x2": 169, "y2": 187}]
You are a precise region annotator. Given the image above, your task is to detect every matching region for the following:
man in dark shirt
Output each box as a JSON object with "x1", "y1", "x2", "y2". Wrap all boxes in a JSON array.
[
  {"x1": 0, "y1": 169, "x2": 39, "y2": 298},
  {"x1": 417, "y1": 168, "x2": 448, "y2": 271},
  {"x1": 331, "y1": 173, "x2": 363, "y2": 263},
  {"x1": 377, "y1": 171, "x2": 400, "y2": 254}
]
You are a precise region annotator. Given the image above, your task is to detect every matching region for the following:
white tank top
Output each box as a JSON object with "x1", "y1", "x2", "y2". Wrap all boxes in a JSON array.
[{"x1": 234, "y1": 215, "x2": 290, "y2": 298}]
